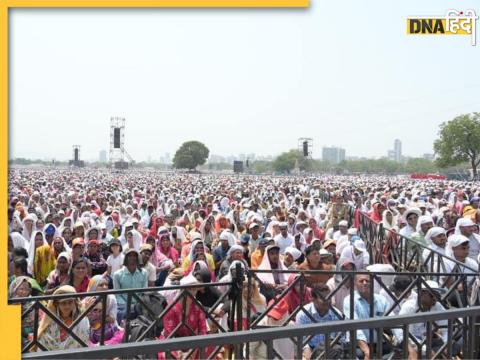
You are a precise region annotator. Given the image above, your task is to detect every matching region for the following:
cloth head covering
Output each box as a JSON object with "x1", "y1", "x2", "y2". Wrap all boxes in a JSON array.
[
  {"x1": 87, "y1": 275, "x2": 108, "y2": 292},
  {"x1": 10, "y1": 232, "x2": 27, "y2": 250},
  {"x1": 8, "y1": 276, "x2": 31, "y2": 298},
  {"x1": 416, "y1": 215, "x2": 434, "y2": 232},
  {"x1": 284, "y1": 246, "x2": 302, "y2": 261},
  {"x1": 37, "y1": 285, "x2": 80, "y2": 340},
  {"x1": 448, "y1": 234, "x2": 470, "y2": 249},
  {"x1": 424, "y1": 227, "x2": 446, "y2": 244},
  {"x1": 257, "y1": 245, "x2": 287, "y2": 284},
  {"x1": 455, "y1": 218, "x2": 475, "y2": 235},
  {"x1": 227, "y1": 245, "x2": 244, "y2": 258}
]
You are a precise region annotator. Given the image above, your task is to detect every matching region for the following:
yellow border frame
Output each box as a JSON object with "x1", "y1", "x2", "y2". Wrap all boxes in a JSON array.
[{"x1": 1, "y1": 1, "x2": 308, "y2": 358}]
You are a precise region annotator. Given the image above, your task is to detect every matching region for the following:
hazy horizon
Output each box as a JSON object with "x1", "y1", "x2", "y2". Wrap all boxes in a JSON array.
[{"x1": 9, "y1": 1, "x2": 480, "y2": 162}]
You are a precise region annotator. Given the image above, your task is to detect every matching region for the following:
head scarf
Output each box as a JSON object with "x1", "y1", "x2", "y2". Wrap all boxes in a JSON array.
[
  {"x1": 227, "y1": 245, "x2": 244, "y2": 259},
  {"x1": 284, "y1": 246, "x2": 302, "y2": 261},
  {"x1": 8, "y1": 276, "x2": 31, "y2": 298},
  {"x1": 86, "y1": 275, "x2": 109, "y2": 292},
  {"x1": 256, "y1": 246, "x2": 288, "y2": 284},
  {"x1": 416, "y1": 215, "x2": 434, "y2": 233},
  {"x1": 424, "y1": 227, "x2": 446, "y2": 244},
  {"x1": 454, "y1": 218, "x2": 475, "y2": 236},
  {"x1": 10, "y1": 231, "x2": 27, "y2": 251},
  {"x1": 37, "y1": 285, "x2": 80, "y2": 340},
  {"x1": 27, "y1": 230, "x2": 47, "y2": 274}
]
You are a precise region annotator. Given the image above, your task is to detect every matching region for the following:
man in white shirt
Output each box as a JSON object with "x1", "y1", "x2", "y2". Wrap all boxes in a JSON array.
[
  {"x1": 274, "y1": 222, "x2": 294, "y2": 254},
  {"x1": 333, "y1": 220, "x2": 349, "y2": 241},
  {"x1": 454, "y1": 218, "x2": 480, "y2": 261},
  {"x1": 422, "y1": 227, "x2": 447, "y2": 270},
  {"x1": 392, "y1": 281, "x2": 460, "y2": 358}
]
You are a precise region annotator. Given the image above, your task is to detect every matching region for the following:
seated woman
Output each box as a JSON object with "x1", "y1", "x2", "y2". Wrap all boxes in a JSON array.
[
  {"x1": 9, "y1": 276, "x2": 35, "y2": 347},
  {"x1": 44, "y1": 252, "x2": 71, "y2": 295},
  {"x1": 86, "y1": 275, "x2": 119, "y2": 328},
  {"x1": 185, "y1": 257, "x2": 216, "y2": 282},
  {"x1": 158, "y1": 275, "x2": 213, "y2": 359},
  {"x1": 326, "y1": 257, "x2": 356, "y2": 309},
  {"x1": 182, "y1": 239, "x2": 216, "y2": 273},
  {"x1": 257, "y1": 245, "x2": 288, "y2": 302},
  {"x1": 68, "y1": 257, "x2": 91, "y2": 293},
  {"x1": 85, "y1": 298, "x2": 124, "y2": 345},
  {"x1": 36, "y1": 285, "x2": 90, "y2": 351},
  {"x1": 158, "y1": 232, "x2": 179, "y2": 267}
]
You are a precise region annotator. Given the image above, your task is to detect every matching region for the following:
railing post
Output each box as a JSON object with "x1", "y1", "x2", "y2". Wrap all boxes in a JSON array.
[
  {"x1": 99, "y1": 294, "x2": 107, "y2": 346},
  {"x1": 233, "y1": 262, "x2": 244, "y2": 359}
]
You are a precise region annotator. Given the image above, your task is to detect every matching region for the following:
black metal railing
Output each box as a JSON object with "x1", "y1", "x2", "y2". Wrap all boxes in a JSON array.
[
  {"x1": 22, "y1": 305, "x2": 480, "y2": 360},
  {"x1": 358, "y1": 210, "x2": 478, "y2": 274},
  {"x1": 10, "y1": 279, "x2": 235, "y2": 358}
]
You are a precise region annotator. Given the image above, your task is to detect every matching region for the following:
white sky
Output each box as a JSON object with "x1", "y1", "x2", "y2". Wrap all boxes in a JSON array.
[{"x1": 9, "y1": 0, "x2": 480, "y2": 162}]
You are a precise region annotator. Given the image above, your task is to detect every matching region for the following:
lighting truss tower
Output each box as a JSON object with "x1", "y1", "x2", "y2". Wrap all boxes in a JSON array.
[{"x1": 298, "y1": 137, "x2": 313, "y2": 159}]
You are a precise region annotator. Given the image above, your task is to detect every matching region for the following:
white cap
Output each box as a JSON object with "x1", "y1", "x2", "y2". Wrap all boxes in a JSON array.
[
  {"x1": 219, "y1": 231, "x2": 230, "y2": 241},
  {"x1": 457, "y1": 218, "x2": 475, "y2": 228},
  {"x1": 353, "y1": 239, "x2": 366, "y2": 252},
  {"x1": 347, "y1": 228, "x2": 358, "y2": 235},
  {"x1": 418, "y1": 215, "x2": 433, "y2": 226},
  {"x1": 319, "y1": 248, "x2": 332, "y2": 257},
  {"x1": 339, "y1": 220, "x2": 348, "y2": 227},
  {"x1": 448, "y1": 234, "x2": 470, "y2": 248},
  {"x1": 424, "y1": 227, "x2": 446, "y2": 243},
  {"x1": 421, "y1": 280, "x2": 447, "y2": 295},
  {"x1": 285, "y1": 246, "x2": 302, "y2": 261}
]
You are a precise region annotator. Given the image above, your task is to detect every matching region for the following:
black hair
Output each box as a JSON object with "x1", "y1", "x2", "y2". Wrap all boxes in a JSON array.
[
  {"x1": 311, "y1": 284, "x2": 330, "y2": 298},
  {"x1": 13, "y1": 247, "x2": 29, "y2": 259},
  {"x1": 68, "y1": 257, "x2": 90, "y2": 285},
  {"x1": 13, "y1": 257, "x2": 29, "y2": 275},
  {"x1": 305, "y1": 245, "x2": 319, "y2": 257},
  {"x1": 391, "y1": 275, "x2": 412, "y2": 292}
]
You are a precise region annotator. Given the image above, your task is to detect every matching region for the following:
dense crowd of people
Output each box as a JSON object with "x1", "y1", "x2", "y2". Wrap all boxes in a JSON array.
[{"x1": 7, "y1": 168, "x2": 480, "y2": 359}]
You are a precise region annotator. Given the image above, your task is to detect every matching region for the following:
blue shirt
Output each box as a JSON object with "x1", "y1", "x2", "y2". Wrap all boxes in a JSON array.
[
  {"x1": 113, "y1": 266, "x2": 148, "y2": 305},
  {"x1": 343, "y1": 291, "x2": 390, "y2": 342},
  {"x1": 295, "y1": 302, "x2": 343, "y2": 349},
  {"x1": 213, "y1": 245, "x2": 229, "y2": 263}
]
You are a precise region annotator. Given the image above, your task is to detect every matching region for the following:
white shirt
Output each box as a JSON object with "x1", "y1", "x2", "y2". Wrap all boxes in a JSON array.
[
  {"x1": 336, "y1": 236, "x2": 350, "y2": 256},
  {"x1": 379, "y1": 288, "x2": 413, "y2": 316},
  {"x1": 333, "y1": 230, "x2": 348, "y2": 241},
  {"x1": 107, "y1": 253, "x2": 125, "y2": 275},
  {"x1": 274, "y1": 234, "x2": 294, "y2": 254},
  {"x1": 422, "y1": 244, "x2": 447, "y2": 269},
  {"x1": 392, "y1": 298, "x2": 447, "y2": 344},
  {"x1": 468, "y1": 233, "x2": 480, "y2": 261},
  {"x1": 340, "y1": 246, "x2": 370, "y2": 270},
  {"x1": 143, "y1": 261, "x2": 157, "y2": 283}
]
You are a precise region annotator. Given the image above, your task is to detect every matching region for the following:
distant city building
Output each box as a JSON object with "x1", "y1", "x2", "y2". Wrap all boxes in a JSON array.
[
  {"x1": 99, "y1": 150, "x2": 107, "y2": 163},
  {"x1": 322, "y1": 147, "x2": 346, "y2": 164},
  {"x1": 387, "y1": 139, "x2": 402, "y2": 162},
  {"x1": 394, "y1": 139, "x2": 402, "y2": 162}
]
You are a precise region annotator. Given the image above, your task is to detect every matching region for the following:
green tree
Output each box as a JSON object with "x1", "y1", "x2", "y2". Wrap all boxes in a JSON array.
[
  {"x1": 272, "y1": 149, "x2": 313, "y2": 173},
  {"x1": 172, "y1": 141, "x2": 210, "y2": 170},
  {"x1": 434, "y1": 113, "x2": 480, "y2": 179},
  {"x1": 251, "y1": 160, "x2": 273, "y2": 174}
]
